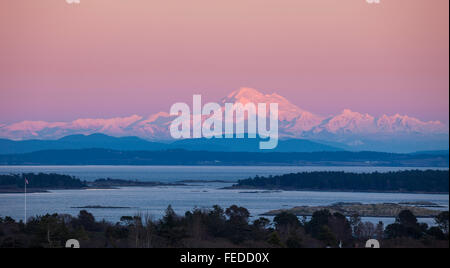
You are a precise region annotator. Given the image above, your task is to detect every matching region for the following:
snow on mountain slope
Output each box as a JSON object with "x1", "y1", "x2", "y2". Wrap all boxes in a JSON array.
[
  {"x1": 0, "y1": 116, "x2": 144, "y2": 140},
  {"x1": 222, "y1": 88, "x2": 324, "y2": 134},
  {"x1": 0, "y1": 88, "x2": 448, "y2": 141},
  {"x1": 376, "y1": 114, "x2": 447, "y2": 134},
  {"x1": 315, "y1": 109, "x2": 377, "y2": 134}
]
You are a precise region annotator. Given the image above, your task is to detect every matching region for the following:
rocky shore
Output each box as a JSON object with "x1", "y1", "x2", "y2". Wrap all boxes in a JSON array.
[{"x1": 263, "y1": 202, "x2": 444, "y2": 218}]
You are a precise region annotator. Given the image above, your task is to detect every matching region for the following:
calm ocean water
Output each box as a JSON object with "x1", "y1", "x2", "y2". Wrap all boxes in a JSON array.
[
  {"x1": 0, "y1": 166, "x2": 448, "y2": 226},
  {"x1": 0, "y1": 165, "x2": 448, "y2": 182}
]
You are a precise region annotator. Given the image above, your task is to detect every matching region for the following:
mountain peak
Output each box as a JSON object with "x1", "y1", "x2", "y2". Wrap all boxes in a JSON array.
[
  {"x1": 146, "y1": 112, "x2": 171, "y2": 123},
  {"x1": 376, "y1": 113, "x2": 448, "y2": 134},
  {"x1": 342, "y1": 109, "x2": 355, "y2": 115},
  {"x1": 320, "y1": 109, "x2": 376, "y2": 134},
  {"x1": 340, "y1": 109, "x2": 372, "y2": 117},
  {"x1": 221, "y1": 88, "x2": 322, "y2": 124},
  {"x1": 226, "y1": 87, "x2": 264, "y2": 100}
]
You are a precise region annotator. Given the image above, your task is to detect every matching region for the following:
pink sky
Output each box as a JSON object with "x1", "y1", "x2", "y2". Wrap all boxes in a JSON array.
[{"x1": 0, "y1": 0, "x2": 448, "y2": 124}]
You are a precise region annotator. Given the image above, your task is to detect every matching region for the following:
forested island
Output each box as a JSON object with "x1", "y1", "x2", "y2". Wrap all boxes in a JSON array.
[
  {"x1": 230, "y1": 170, "x2": 449, "y2": 193},
  {"x1": 2, "y1": 170, "x2": 449, "y2": 194},
  {"x1": 0, "y1": 205, "x2": 448, "y2": 248},
  {"x1": 0, "y1": 174, "x2": 184, "y2": 193},
  {"x1": 0, "y1": 173, "x2": 87, "y2": 193}
]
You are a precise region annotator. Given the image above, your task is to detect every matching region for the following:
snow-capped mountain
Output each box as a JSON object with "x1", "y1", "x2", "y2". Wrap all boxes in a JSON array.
[
  {"x1": 0, "y1": 115, "x2": 145, "y2": 140},
  {"x1": 222, "y1": 88, "x2": 325, "y2": 137},
  {"x1": 0, "y1": 88, "x2": 448, "y2": 152},
  {"x1": 316, "y1": 109, "x2": 377, "y2": 134},
  {"x1": 310, "y1": 109, "x2": 448, "y2": 136}
]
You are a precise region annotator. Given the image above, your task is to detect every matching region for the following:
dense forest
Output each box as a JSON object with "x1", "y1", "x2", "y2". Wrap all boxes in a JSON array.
[
  {"x1": 0, "y1": 173, "x2": 86, "y2": 189},
  {"x1": 233, "y1": 170, "x2": 449, "y2": 193},
  {"x1": 0, "y1": 205, "x2": 448, "y2": 248}
]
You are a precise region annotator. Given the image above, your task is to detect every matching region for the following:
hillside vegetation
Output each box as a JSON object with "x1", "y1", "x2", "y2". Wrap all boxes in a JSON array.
[{"x1": 232, "y1": 170, "x2": 449, "y2": 193}]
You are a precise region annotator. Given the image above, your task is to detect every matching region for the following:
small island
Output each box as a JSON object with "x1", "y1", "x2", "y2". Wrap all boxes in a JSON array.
[
  {"x1": 176, "y1": 180, "x2": 234, "y2": 183},
  {"x1": 89, "y1": 178, "x2": 185, "y2": 188},
  {"x1": 263, "y1": 203, "x2": 443, "y2": 218},
  {"x1": 0, "y1": 173, "x2": 87, "y2": 193}
]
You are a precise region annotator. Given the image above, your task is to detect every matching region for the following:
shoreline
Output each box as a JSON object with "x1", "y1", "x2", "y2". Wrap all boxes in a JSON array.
[
  {"x1": 1, "y1": 164, "x2": 449, "y2": 168},
  {"x1": 262, "y1": 203, "x2": 446, "y2": 218},
  {"x1": 0, "y1": 183, "x2": 188, "y2": 194},
  {"x1": 2, "y1": 184, "x2": 449, "y2": 195},
  {"x1": 224, "y1": 186, "x2": 450, "y2": 195}
]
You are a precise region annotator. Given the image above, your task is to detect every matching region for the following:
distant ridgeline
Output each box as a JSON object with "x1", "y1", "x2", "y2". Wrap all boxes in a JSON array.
[
  {"x1": 0, "y1": 173, "x2": 86, "y2": 189},
  {"x1": 0, "y1": 149, "x2": 448, "y2": 166},
  {"x1": 233, "y1": 170, "x2": 450, "y2": 193}
]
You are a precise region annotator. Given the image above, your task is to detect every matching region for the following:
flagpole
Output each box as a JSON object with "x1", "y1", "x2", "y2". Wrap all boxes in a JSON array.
[{"x1": 24, "y1": 178, "x2": 27, "y2": 225}]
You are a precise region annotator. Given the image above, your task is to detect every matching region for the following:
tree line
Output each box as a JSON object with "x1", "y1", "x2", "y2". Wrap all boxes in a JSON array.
[
  {"x1": 0, "y1": 205, "x2": 448, "y2": 248},
  {"x1": 0, "y1": 173, "x2": 86, "y2": 189},
  {"x1": 1, "y1": 149, "x2": 448, "y2": 166},
  {"x1": 234, "y1": 170, "x2": 449, "y2": 193}
]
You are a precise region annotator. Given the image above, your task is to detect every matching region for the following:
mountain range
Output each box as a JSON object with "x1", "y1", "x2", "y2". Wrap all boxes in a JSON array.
[
  {"x1": 0, "y1": 134, "x2": 342, "y2": 155},
  {"x1": 0, "y1": 88, "x2": 448, "y2": 153}
]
